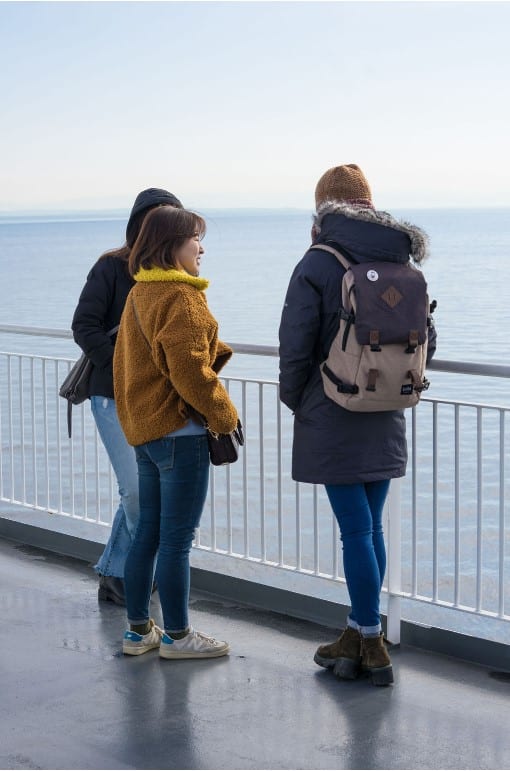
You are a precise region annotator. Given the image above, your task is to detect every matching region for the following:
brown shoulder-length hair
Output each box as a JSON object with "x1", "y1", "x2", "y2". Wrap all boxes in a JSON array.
[{"x1": 128, "y1": 206, "x2": 206, "y2": 277}]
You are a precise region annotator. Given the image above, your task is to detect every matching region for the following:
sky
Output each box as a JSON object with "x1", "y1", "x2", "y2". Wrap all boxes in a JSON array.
[{"x1": 1, "y1": 0, "x2": 510, "y2": 211}]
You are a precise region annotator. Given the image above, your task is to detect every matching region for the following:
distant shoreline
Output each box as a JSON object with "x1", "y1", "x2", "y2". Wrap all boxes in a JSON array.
[
  {"x1": 0, "y1": 208, "x2": 311, "y2": 225},
  {"x1": 1, "y1": 205, "x2": 509, "y2": 227}
]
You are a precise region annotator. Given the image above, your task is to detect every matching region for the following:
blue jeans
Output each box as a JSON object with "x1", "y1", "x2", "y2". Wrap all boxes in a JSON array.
[
  {"x1": 125, "y1": 435, "x2": 210, "y2": 632},
  {"x1": 91, "y1": 397, "x2": 139, "y2": 578},
  {"x1": 325, "y1": 480, "x2": 390, "y2": 634}
]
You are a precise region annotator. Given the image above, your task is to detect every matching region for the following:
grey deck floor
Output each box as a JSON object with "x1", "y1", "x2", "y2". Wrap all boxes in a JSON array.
[{"x1": 1, "y1": 537, "x2": 509, "y2": 771}]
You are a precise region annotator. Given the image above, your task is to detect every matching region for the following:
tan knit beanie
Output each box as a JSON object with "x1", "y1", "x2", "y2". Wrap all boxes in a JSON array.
[{"x1": 314, "y1": 164, "x2": 372, "y2": 209}]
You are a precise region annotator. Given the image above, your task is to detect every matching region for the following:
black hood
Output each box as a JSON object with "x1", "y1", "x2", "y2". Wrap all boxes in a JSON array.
[
  {"x1": 314, "y1": 201, "x2": 429, "y2": 265},
  {"x1": 126, "y1": 188, "x2": 183, "y2": 245},
  {"x1": 317, "y1": 212, "x2": 411, "y2": 265}
]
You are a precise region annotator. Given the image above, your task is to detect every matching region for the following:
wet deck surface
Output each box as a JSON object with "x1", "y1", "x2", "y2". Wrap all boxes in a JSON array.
[{"x1": 1, "y1": 536, "x2": 510, "y2": 770}]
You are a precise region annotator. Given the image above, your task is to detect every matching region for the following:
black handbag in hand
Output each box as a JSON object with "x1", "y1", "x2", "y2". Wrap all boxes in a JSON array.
[
  {"x1": 207, "y1": 420, "x2": 244, "y2": 466},
  {"x1": 59, "y1": 325, "x2": 119, "y2": 438},
  {"x1": 59, "y1": 353, "x2": 93, "y2": 407}
]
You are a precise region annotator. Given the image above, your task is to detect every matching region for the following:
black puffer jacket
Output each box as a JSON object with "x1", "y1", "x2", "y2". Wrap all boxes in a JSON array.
[
  {"x1": 72, "y1": 255, "x2": 134, "y2": 399},
  {"x1": 279, "y1": 203, "x2": 437, "y2": 485}
]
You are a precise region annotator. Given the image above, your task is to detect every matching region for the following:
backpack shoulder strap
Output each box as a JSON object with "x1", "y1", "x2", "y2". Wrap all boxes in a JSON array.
[{"x1": 310, "y1": 243, "x2": 352, "y2": 272}]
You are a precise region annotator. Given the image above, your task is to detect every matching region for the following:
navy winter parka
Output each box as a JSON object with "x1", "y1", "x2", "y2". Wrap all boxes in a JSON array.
[
  {"x1": 278, "y1": 203, "x2": 437, "y2": 486},
  {"x1": 72, "y1": 254, "x2": 134, "y2": 399}
]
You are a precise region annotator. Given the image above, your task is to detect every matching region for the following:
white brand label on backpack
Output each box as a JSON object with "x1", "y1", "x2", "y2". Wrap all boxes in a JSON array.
[{"x1": 367, "y1": 270, "x2": 379, "y2": 282}]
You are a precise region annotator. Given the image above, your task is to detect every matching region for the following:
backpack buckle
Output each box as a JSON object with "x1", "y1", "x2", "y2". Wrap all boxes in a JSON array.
[
  {"x1": 405, "y1": 330, "x2": 419, "y2": 354},
  {"x1": 366, "y1": 369, "x2": 379, "y2": 392},
  {"x1": 322, "y1": 363, "x2": 359, "y2": 394},
  {"x1": 369, "y1": 330, "x2": 381, "y2": 352},
  {"x1": 407, "y1": 370, "x2": 429, "y2": 393}
]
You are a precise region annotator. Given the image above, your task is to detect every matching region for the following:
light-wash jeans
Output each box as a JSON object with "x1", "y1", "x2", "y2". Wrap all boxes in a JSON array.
[
  {"x1": 90, "y1": 396, "x2": 139, "y2": 578},
  {"x1": 125, "y1": 434, "x2": 209, "y2": 632}
]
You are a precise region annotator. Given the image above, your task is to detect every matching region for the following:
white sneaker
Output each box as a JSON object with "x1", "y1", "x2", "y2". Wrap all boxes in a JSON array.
[
  {"x1": 159, "y1": 627, "x2": 230, "y2": 659},
  {"x1": 123, "y1": 619, "x2": 163, "y2": 656}
]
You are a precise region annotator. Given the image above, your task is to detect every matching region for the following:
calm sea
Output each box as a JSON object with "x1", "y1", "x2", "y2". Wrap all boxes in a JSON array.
[{"x1": 0, "y1": 207, "x2": 509, "y2": 402}]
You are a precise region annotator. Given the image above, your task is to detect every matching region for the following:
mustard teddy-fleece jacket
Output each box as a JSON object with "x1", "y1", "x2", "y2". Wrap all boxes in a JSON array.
[{"x1": 113, "y1": 267, "x2": 238, "y2": 446}]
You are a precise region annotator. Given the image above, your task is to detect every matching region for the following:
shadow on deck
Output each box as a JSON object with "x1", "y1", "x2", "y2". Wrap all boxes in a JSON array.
[{"x1": 1, "y1": 536, "x2": 509, "y2": 771}]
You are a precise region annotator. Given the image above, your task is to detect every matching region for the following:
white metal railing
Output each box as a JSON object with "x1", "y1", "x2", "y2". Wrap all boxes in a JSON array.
[{"x1": 0, "y1": 324, "x2": 509, "y2": 644}]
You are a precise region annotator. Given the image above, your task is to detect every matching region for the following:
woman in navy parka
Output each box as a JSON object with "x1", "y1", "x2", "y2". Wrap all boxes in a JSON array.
[{"x1": 278, "y1": 164, "x2": 436, "y2": 685}]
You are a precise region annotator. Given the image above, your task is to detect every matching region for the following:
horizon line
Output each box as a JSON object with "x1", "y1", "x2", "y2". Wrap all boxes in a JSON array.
[{"x1": 1, "y1": 204, "x2": 510, "y2": 217}]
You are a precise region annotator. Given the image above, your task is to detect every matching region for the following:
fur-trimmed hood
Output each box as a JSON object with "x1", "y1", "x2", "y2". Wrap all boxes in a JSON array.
[{"x1": 313, "y1": 201, "x2": 429, "y2": 264}]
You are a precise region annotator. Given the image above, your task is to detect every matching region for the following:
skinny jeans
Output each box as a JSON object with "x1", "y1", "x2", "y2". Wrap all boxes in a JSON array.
[
  {"x1": 91, "y1": 396, "x2": 139, "y2": 578},
  {"x1": 125, "y1": 434, "x2": 209, "y2": 632},
  {"x1": 325, "y1": 479, "x2": 390, "y2": 633}
]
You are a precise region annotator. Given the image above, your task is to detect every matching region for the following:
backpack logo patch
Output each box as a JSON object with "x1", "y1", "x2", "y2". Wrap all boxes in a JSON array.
[
  {"x1": 367, "y1": 269, "x2": 379, "y2": 282},
  {"x1": 381, "y1": 285, "x2": 403, "y2": 308}
]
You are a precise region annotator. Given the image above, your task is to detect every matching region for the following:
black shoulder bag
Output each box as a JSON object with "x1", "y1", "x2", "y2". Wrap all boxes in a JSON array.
[{"x1": 59, "y1": 325, "x2": 119, "y2": 438}]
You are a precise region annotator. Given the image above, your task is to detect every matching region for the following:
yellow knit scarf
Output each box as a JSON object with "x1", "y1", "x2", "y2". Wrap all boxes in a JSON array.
[{"x1": 133, "y1": 267, "x2": 209, "y2": 291}]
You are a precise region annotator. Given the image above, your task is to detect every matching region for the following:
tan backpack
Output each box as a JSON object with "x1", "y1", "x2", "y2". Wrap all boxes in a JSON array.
[{"x1": 313, "y1": 244, "x2": 430, "y2": 412}]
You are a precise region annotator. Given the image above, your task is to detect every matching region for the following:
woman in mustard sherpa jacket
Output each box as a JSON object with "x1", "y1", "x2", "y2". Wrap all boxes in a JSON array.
[{"x1": 113, "y1": 205, "x2": 238, "y2": 660}]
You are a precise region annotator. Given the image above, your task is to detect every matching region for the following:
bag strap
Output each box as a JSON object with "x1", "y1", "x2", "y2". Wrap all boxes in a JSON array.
[
  {"x1": 311, "y1": 244, "x2": 355, "y2": 343},
  {"x1": 310, "y1": 243, "x2": 352, "y2": 272},
  {"x1": 310, "y1": 244, "x2": 351, "y2": 270}
]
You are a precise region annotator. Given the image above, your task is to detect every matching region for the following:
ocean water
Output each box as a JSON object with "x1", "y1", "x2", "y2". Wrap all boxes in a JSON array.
[{"x1": 0, "y1": 207, "x2": 509, "y2": 394}]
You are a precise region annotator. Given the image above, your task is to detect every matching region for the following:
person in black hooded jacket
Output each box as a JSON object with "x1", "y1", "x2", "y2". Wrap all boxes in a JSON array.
[
  {"x1": 279, "y1": 164, "x2": 436, "y2": 686},
  {"x1": 72, "y1": 188, "x2": 183, "y2": 605}
]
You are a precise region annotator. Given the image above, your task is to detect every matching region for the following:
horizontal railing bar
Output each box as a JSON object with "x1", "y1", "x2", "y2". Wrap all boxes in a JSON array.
[
  {"x1": 427, "y1": 358, "x2": 510, "y2": 379},
  {"x1": 0, "y1": 325, "x2": 74, "y2": 339},
  {"x1": 228, "y1": 343, "x2": 279, "y2": 358},
  {"x1": 1, "y1": 325, "x2": 510, "y2": 379}
]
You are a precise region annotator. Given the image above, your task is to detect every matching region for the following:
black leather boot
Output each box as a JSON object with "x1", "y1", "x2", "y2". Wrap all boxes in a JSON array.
[{"x1": 98, "y1": 575, "x2": 125, "y2": 606}]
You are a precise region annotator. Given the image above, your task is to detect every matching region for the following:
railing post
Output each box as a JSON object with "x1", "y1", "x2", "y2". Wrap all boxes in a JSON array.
[{"x1": 386, "y1": 477, "x2": 402, "y2": 644}]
